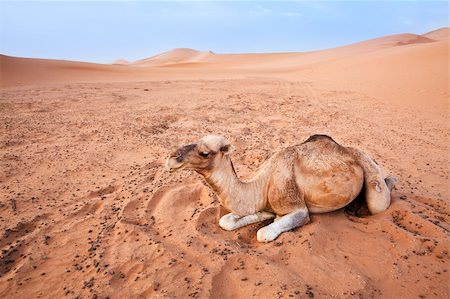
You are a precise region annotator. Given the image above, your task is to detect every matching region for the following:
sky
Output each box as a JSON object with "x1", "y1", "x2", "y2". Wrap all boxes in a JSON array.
[{"x1": 0, "y1": 1, "x2": 448, "y2": 64}]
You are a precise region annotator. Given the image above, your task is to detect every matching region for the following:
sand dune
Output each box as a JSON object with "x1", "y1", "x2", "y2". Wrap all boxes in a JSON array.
[
  {"x1": 0, "y1": 55, "x2": 130, "y2": 87},
  {"x1": 422, "y1": 27, "x2": 450, "y2": 40},
  {"x1": 134, "y1": 48, "x2": 215, "y2": 66},
  {"x1": 112, "y1": 59, "x2": 131, "y2": 65},
  {"x1": 0, "y1": 29, "x2": 449, "y2": 298},
  {"x1": 351, "y1": 33, "x2": 435, "y2": 48},
  {"x1": 292, "y1": 38, "x2": 449, "y2": 115}
]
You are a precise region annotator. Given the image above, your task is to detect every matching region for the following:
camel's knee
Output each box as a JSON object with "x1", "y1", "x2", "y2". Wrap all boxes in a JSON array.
[
  {"x1": 257, "y1": 209, "x2": 309, "y2": 243},
  {"x1": 366, "y1": 179, "x2": 391, "y2": 215},
  {"x1": 219, "y1": 213, "x2": 241, "y2": 231}
]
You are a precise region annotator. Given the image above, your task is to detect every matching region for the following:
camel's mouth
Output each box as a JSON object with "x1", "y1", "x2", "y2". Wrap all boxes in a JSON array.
[{"x1": 166, "y1": 157, "x2": 185, "y2": 172}]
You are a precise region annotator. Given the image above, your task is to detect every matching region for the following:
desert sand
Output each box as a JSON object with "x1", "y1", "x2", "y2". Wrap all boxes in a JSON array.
[{"x1": 0, "y1": 28, "x2": 449, "y2": 298}]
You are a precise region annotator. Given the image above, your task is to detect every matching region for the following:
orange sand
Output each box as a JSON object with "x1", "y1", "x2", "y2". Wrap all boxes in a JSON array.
[{"x1": 0, "y1": 28, "x2": 448, "y2": 298}]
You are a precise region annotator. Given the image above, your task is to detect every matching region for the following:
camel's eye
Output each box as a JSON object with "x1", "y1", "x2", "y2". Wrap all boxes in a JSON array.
[{"x1": 199, "y1": 151, "x2": 210, "y2": 158}]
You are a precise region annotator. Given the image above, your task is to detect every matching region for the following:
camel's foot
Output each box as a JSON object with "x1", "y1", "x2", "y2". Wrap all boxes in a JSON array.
[
  {"x1": 256, "y1": 209, "x2": 310, "y2": 243},
  {"x1": 219, "y1": 211, "x2": 275, "y2": 231},
  {"x1": 385, "y1": 176, "x2": 398, "y2": 192}
]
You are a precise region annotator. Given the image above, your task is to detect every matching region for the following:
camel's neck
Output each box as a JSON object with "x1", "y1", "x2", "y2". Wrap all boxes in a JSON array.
[{"x1": 201, "y1": 156, "x2": 269, "y2": 216}]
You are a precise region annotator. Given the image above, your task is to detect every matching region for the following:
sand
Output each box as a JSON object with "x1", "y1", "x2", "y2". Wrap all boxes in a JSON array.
[{"x1": 0, "y1": 28, "x2": 449, "y2": 298}]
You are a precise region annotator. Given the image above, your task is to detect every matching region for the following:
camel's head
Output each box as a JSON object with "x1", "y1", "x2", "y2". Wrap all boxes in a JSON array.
[{"x1": 166, "y1": 135, "x2": 235, "y2": 174}]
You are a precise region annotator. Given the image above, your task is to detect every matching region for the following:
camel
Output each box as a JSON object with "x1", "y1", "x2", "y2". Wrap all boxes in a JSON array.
[{"x1": 166, "y1": 135, "x2": 397, "y2": 242}]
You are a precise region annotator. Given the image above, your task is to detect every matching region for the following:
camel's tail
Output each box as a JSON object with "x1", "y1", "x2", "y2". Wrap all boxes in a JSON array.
[
  {"x1": 385, "y1": 175, "x2": 398, "y2": 192},
  {"x1": 351, "y1": 148, "x2": 397, "y2": 214}
]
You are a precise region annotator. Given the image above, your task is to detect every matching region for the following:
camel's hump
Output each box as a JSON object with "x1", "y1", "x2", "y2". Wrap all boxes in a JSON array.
[{"x1": 302, "y1": 134, "x2": 338, "y2": 145}]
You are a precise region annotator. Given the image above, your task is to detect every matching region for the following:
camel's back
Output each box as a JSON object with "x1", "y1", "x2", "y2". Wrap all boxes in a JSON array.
[{"x1": 293, "y1": 135, "x2": 364, "y2": 213}]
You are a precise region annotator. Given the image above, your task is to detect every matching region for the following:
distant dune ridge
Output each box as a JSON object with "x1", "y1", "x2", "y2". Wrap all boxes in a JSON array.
[
  {"x1": 1, "y1": 27, "x2": 448, "y2": 79},
  {"x1": 128, "y1": 28, "x2": 450, "y2": 65},
  {"x1": 422, "y1": 27, "x2": 450, "y2": 40},
  {"x1": 111, "y1": 59, "x2": 130, "y2": 65},
  {"x1": 133, "y1": 48, "x2": 215, "y2": 66},
  {"x1": 0, "y1": 27, "x2": 447, "y2": 74}
]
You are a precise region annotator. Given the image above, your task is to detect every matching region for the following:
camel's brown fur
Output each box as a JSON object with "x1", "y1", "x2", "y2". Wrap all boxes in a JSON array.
[{"x1": 167, "y1": 135, "x2": 397, "y2": 242}]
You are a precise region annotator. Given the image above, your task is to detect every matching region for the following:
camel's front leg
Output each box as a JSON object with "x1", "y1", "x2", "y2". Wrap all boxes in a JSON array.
[
  {"x1": 219, "y1": 211, "x2": 275, "y2": 231},
  {"x1": 257, "y1": 209, "x2": 310, "y2": 242}
]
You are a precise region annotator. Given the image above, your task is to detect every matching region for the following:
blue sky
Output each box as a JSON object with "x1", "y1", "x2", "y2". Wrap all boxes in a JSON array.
[{"x1": 0, "y1": 1, "x2": 448, "y2": 63}]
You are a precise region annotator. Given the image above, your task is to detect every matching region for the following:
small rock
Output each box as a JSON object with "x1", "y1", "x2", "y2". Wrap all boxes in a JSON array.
[{"x1": 275, "y1": 241, "x2": 283, "y2": 247}]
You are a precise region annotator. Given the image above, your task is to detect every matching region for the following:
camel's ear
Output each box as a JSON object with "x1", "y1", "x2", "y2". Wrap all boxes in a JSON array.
[{"x1": 220, "y1": 144, "x2": 235, "y2": 155}]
